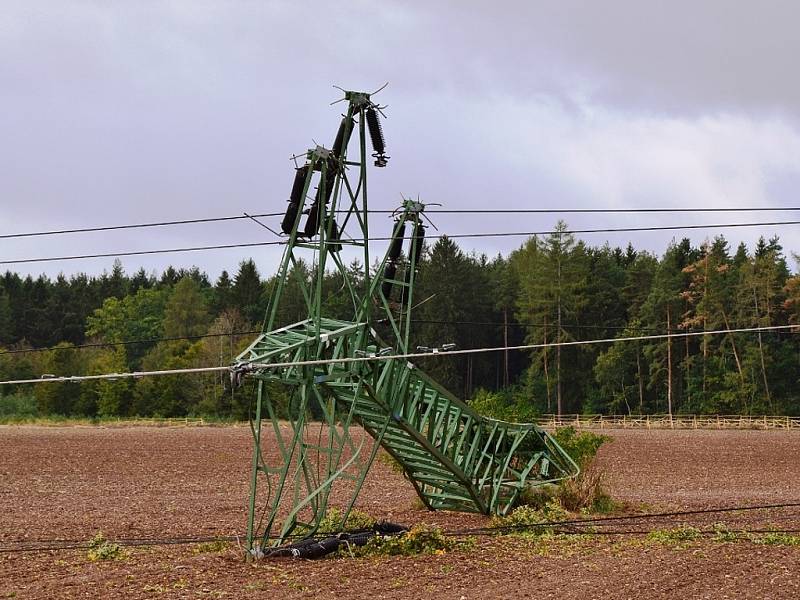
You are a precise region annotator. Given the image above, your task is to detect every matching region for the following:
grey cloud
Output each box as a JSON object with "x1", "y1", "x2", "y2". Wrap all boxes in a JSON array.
[{"x1": 1, "y1": 1, "x2": 799, "y2": 280}]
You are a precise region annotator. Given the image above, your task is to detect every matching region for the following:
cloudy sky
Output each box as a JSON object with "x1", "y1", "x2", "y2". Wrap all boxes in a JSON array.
[{"x1": 2, "y1": 1, "x2": 800, "y2": 280}]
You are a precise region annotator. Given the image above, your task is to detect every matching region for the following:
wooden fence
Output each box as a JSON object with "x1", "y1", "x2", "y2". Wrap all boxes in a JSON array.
[{"x1": 537, "y1": 414, "x2": 800, "y2": 430}]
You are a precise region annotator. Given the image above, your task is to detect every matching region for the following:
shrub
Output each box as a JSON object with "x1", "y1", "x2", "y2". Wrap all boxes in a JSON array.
[
  {"x1": 0, "y1": 391, "x2": 38, "y2": 420},
  {"x1": 515, "y1": 427, "x2": 616, "y2": 514},
  {"x1": 552, "y1": 426, "x2": 610, "y2": 469},
  {"x1": 556, "y1": 467, "x2": 620, "y2": 513},
  {"x1": 470, "y1": 388, "x2": 539, "y2": 423}
]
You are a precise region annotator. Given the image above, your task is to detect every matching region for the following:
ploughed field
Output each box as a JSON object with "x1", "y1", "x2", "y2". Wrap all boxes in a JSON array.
[{"x1": 1, "y1": 426, "x2": 799, "y2": 599}]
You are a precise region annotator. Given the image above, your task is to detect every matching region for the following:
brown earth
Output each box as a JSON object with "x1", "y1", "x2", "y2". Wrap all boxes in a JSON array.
[{"x1": 1, "y1": 426, "x2": 799, "y2": 599}]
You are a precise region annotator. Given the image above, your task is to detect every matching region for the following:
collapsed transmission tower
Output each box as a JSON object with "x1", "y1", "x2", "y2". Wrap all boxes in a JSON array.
[{"x1": 232, "y1": 89, "x2": 578, "y2": 556}]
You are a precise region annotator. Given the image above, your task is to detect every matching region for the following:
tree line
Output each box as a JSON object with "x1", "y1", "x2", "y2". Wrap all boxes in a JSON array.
[{"x1": 1, "y1": 222, "x2": 799, "y2": 419}]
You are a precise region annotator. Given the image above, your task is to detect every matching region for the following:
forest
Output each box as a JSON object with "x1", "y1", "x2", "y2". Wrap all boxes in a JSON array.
[{"x1": 1, "y1": 222, "x2": 799, "y2": 420}]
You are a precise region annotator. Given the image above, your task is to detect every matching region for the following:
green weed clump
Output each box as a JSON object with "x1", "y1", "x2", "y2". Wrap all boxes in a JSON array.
[
  {"x1": 647, "y1": 526, "x2": 702, "y2": 546},
  {"x1": 192, "y1": 540, "x2": 230, "y2": 554},
  {"x1": 711, "y1": 523, "x2": 740, "y2": 542},
  {"x1": 86, "y1": 532, "x2": 125, "y2": 561},
  {"x1": 352, "y1": 524, "x2": 474, "y2": 557},
  {"x1": 647, "y1": 524, "x2": 800, "y2": 547},
  {"x1": 492, "y1": 500, "x2": 570, "y2": 536},
  {"x1": 750, "y1": 531, "x2": 800, "y2": 546}
]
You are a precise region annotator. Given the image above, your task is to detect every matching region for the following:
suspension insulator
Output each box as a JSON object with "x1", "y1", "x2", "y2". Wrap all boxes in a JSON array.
[
  {"x1": 281, "y1": 202, "x2": 301, "y2": 235},
  {"x1": 382, "y1": 262, "x2": 397, "y2": 299},
  {"x1": 304, "y1": 201, "x2": 321, "y2": 237},
  {"x1": 282, "y1": 166, "x2": 310, "y2": 234},
  {"x1": 315, "y1": 171, "x2": 336, "y2": 205},
  {"x1": 402, "y1": 223, "x2": 426, "y2": 290},
  {"x1": 366, "y1": 107, "x2": 388, "y2": 167},
  {"x1": 387, "y1": 221, "x2": 406, "y2": 261},
  {"x1": 290, "y1": 166, "x2": 308, "y2": 204},
  {"x1": 328, "y1": 219, "x2": 342, "y2": 253},
  {"x1": 411, "y1": 223, "x2": 426, "y2": 264},
  {"x1": 332, "y1": 117, "x2": 354, "y2": 158}
]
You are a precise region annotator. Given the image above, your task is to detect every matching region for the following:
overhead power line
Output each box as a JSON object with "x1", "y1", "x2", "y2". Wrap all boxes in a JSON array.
[
  {"x1": 0, "y1": 324, "x2": 794, "y2": 387},
  {"x1": 418, "y1": 207, "x2": 800, "y2": 214},
  {"x1": 3, "y1": 207, "x2": 800, "y2": 241},
  {"x1": 0, "y1": 329, "x2": 262, "y2": 356},
  {"x1": 0, "y1": 213, "x2": 284, "y2": 240},
  {"x1": 3, "y1": 220, "x2": 800, "y2": 266},
  {"x1": 0, "y1": 241, "x2": 283, "y2": 265}
]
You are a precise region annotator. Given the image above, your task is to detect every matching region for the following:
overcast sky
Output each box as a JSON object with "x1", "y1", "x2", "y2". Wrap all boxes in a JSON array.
[{"x1": 2, "y1": 1, "x2": 800, "y2": 281}]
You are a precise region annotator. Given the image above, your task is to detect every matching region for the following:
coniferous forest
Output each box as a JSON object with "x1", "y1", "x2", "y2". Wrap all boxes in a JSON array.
[{"x1": 1, "y1": 224, "x2": 799, "y2": 420}]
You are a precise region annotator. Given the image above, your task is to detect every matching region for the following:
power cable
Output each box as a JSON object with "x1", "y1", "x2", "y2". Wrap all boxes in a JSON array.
[
  {"x1": 444, "y1": 500, "x2": 800, "y2": 537},
  {"x1": 3, "y1": 219, "x2": 800, "y2": 266},
  {"x1": 4, "y1": 207, "x2": 800, "y2": 241},
  {"x1": 0, "y1": 330, "x2": 262, "y2": 356},
  {"x1": 411, "y1": 207, "x2": 800, "y2": 214},
  {"x1": 0, "y1": 324, "x2": 795, "y2": 387},
  {"x1": 0, "y1": 241, "x2": 284, "y2": 266},
  {"x1": 0, "y1": 213, "x2": 283, "y2": 240},
  {"x1": 2, "y1": 501, "x2": 799, "y2": 554}
]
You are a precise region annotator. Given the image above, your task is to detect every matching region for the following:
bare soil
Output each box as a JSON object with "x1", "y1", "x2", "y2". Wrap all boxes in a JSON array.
[{"x1": 1, "y1": 426, "x2": 799, "y2": 599}]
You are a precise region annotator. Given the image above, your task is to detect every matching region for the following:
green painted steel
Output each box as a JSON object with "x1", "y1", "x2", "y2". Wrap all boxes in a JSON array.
[{"x1": 234, "y1": 90, "x2": 578, "y2": 556}]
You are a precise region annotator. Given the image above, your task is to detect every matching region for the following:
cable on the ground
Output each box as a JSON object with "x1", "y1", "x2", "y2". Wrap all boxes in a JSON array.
[
  {"x1": 2, "y1": 501, "x2": 799, "y2": 554},
  {"x1": 443, "y1": 500, "x2": 800, "y2": 537}
]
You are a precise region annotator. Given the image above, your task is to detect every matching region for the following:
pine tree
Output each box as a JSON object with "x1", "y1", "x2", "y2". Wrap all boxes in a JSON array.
[
  {"x1": 512, "y1": 222, "x2": 588, "y2": 415},
  {"x1": 213, "y1": 270, "x2": 234, "y2": 314},
  {"x1": 641, "y1": 239, "x2": 696, "y2": 416},
  {"x1": 232, "y1": 260, "x2": 264, "y2": 325}
]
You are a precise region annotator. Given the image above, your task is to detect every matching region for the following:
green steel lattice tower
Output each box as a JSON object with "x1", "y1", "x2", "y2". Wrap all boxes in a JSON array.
[{"x1": 233, "y1": 90, "x2": 578, "y2": 556}]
